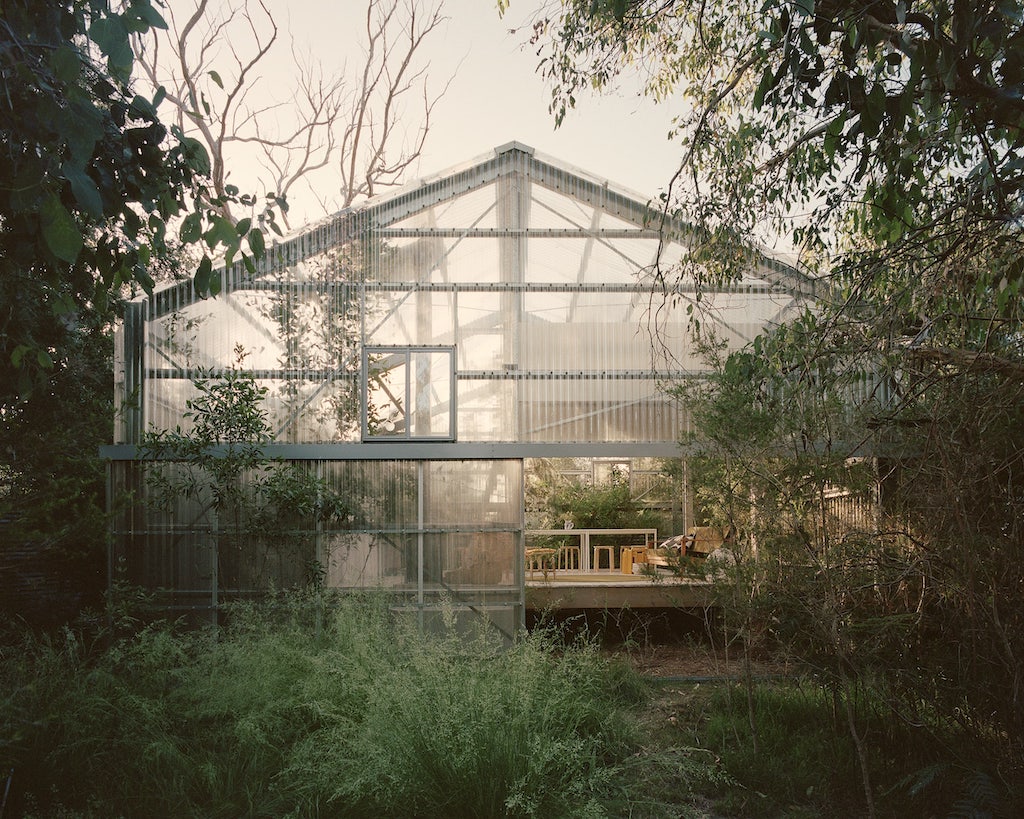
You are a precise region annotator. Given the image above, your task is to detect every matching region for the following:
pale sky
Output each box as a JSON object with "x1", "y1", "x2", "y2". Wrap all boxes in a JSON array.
[
  {"x1": 410, "y1": 0, "x2": 682, "y2": 196},
  {"x1": 216, "y1": 0, "x2": 684, "y2": 227}
]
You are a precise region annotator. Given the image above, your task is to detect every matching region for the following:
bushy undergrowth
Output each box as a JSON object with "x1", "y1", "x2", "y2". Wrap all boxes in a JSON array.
[
  {"x1": 0, "y1": 593, "x2": 717, "y2": 818},
  {"x1": 672, "y1": 679, "x2": 1019, "y2": 819}
]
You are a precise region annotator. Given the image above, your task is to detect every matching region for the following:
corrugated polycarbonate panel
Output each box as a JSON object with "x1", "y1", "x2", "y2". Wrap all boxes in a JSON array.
[
  {"x1": 451, "y1": 375, "x2": 680, "y2": 443},
  {"x1": 125, "y1": 145, "x2": 806, "y2": 449},
  {"x1": 325, "y1": 530, "x2": 522, "y2": 599},
  {"x1": 109, "y1": 460, "x2": 317, "y2": 595},
  {"x1": 111, "y1": 458, "x2": 522, "y2": 609},
  {"x1": 424, "y1": 460, "x2": 522, "y2": 527},
  {"x1": 516, "y1": 377, "x2": 677, "y2": 443},
  {"x1": 455, "y1": 378, "x2": 510, "y2": 441},
  {"x1": 316, "y1": 459, "x2": 523, "y2": 531},
  {"x1": 320, "y1": 460, "x2": 420, "y2": 529},
  {"x1": 364, "y1": 290, "x2": 456, "y2": 346},
  {"x1": 326, "y1": 532, "x2": 415, "y2": 591}
]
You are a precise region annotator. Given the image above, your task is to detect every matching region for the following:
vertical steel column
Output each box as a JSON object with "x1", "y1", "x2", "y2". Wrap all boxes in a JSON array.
[
  {"x1": 121, "y1": 301, "x2": 145, "y2": 445},
  {"x1": 496, "y1": 148, "x2": 530, "y2": 440},
  {"x1": 417, "y1": 460, "x2": 425, "y2": 629},
  {"x1": 415, "y1": 208, "x2": 438, "y2": 437}
]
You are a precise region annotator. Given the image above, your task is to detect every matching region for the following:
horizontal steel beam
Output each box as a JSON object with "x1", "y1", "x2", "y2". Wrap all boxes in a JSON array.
[
  {"x1": 372, "y1": 227, "x2": 662, "y2": 238},
  {"x1": 100, "y1": 441, "x2": 685, "y2": 461}
]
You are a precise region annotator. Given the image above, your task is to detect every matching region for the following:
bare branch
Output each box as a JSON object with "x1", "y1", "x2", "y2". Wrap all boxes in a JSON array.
[
  {"x1": 339, "y1": 0, "x2": 450, "y2": 207},
  {"x1": 136, "y1": 0, "x2": 450, "y2": 228},
  {"x1": 908, "y1": 347, "x2": 1024, "y2": 380}
]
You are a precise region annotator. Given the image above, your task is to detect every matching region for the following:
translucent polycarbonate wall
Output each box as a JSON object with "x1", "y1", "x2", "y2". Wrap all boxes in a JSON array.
[
  {"x1": 109, "y1": 144, "x2": 811, "y2": 626},
  {"x1": 109, "y1": 458, "x2": 523, "y2": 635},
  {"x1": 115, "y1": 144, "x2": 805, "y2": 447},
  {"x1": 108, "y1": 460, "x2": 317, "y2": 614}
]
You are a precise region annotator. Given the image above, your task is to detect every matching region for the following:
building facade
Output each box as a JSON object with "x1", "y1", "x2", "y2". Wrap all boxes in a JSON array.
[{"x1": 103, "y1": 142, "x2": 811, "y2": 633}]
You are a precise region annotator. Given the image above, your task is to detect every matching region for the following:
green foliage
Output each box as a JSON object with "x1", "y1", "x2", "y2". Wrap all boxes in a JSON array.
[
  {"x1": 676, "y1": 680, "x2": 1018, "y2": 818},
  {"x1": 676, "y1": 302, "x2": 1024, "y2": 803},
  {"x1": 141, "y1": 356, "x2": 274, "y2": 515},
  {"x1": 139, "y1": 358, "x2": 354, "y2": 594},
  {"x1": 699, "y1": 683, "x2": 859, "y2": 815},
  {"x1": 6, "y1": 598, "x2": 1015, "y2": 817},
  {"x1": 0, "y1": 0, "x2": 284, "y2": 399},
  {"x1": 676, "y1": 310, "x2": 880, "y2": 553},
  {"x1": 527, "y1": 1, "x2": 1024, "y2": 407},
  {"x1": 531, "y1": 0, "x2": 1023, "y2": 259},
  {"x1": 523, "y1": 2, "x2": 1024, "y2": 802},
  {"x1": 667, "y1": 307, "x2": 1024, "y2": 814},
  {"x1": 550, "y1": 478, "x2": 641, "y2": 529},
  {"x1": 0, "y1": 306, "x2": 113, "y2": 624},
  {"x1": 0, "y1": 594, "x2": 714, "y2": 818},
  {"x1": 528, "y1": 459, "x2": 669, "y2": 532}
]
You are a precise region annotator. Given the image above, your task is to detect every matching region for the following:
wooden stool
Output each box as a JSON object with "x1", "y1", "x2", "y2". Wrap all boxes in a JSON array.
[
  {"x1": 593, "y1": 544, "x2": 615, "y2": 571},
  {"x1": 557, "y1": 544, "x2": 581, "y2": 570},
  {"x1": 525, "y1": 547, "x2": 557, "y2": 579},
  {"x1": 620, "y1": 546, "x2": 649, "y2": 574}
]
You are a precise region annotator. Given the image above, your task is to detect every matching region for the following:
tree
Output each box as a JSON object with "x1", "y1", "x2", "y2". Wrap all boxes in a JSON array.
[
  {"x1": 678, "y1": 322, "x2": 916, "y2": 819},
  {"x1": 514, "y1": 0, "x2": 1024, "y2": 809},
  {"x1": 0, "y1": 0, "x2": 288, "y2": 628},
  {"x1": 0, "y1": 0, "x2": 283, "y2": 400},
  {"x1": 136, "y1": 0, "x2": 450, "y2": 229},
  {"x1": 517, "y1": 1, "x2": 1023, "y2": 352},
  {"x1": 0, "y1": 307, "x2": 114, "y2": 626}
]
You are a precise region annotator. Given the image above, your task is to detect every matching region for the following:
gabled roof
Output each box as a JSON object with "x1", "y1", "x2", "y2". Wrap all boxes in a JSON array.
[{"x1": 145, "y1": 141, "x2": 816, "y2": 319}]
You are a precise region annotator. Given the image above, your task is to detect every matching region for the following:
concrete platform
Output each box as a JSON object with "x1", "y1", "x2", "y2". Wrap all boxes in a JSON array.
[{"x1": 525, "y1": 571, "x2": 713, "y2": 610}]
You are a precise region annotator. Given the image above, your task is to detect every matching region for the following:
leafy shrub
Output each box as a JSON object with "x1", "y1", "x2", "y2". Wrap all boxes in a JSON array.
[{"x1": 0, "y1": 592, "x2": 709, "y2": 818}]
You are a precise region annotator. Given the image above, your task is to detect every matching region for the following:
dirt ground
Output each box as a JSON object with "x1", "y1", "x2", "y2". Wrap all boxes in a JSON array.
[
  {"x1": 606, "y1": 641, "x2": 794, "y2": 679},
  {"x1": 530, "y1": 606, "x2": 793, "y2": 680},
  {"x1": 606, "y1": 642, "x2": 791, "y2": 819}
]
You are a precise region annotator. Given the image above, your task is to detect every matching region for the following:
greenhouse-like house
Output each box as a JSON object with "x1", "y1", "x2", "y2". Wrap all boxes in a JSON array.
[{"x1": 104, "y1": 142, "x2": 811, "y2": 635}]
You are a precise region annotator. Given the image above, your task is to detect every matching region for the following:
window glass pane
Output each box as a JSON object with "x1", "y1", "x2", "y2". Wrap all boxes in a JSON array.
[
  {"x1": 364, "y1": 347, "x2": 454, "y2": 440},
  {"x1": 410, "y1": 351, "x2": 452, "y2": 437},
  {"x1": 366, "y1": 350, "x2": 407, "y2": 436}
]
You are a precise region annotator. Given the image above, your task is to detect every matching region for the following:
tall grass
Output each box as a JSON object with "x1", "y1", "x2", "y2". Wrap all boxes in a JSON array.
[{"x1": 0, "y1": 592, "x2": 711, "y2": 818}]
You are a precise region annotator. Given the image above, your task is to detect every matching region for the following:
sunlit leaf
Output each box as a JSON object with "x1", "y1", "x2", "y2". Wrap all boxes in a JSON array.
[{"x1": 180, "y1": 212, "x2": 201, "y2": 243}]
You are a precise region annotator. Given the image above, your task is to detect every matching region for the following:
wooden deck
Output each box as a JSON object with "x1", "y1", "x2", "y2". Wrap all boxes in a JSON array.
[{"x1": 525, "y1": 571, "x2": 713, "y2": 610}]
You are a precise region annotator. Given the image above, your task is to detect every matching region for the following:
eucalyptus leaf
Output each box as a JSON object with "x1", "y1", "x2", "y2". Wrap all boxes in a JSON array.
[
  {"x1": 88, "y1": 16, "x2": 133, "y2": 78},
  {"x1": 136, "y1": 0, "x2": 169, "y2": 30},
  {"x1": 204, "y1": 215, "x2": 239, "y2": 250},
  {"x1": 209, "y1": 269, "x2": 223, "y2": 296},
  {"x1": 194, "y1": 255, "x2": 213, "y2": 294},
  {"x1": 180, "y1": 212, "x2": 202, "y2": 243},
  {"x1": 248, "y1": 228, "x2": 266, "y2": 257},
  {"x1": 62, "y1": 163, "x2": 103, "y2": 218},
  {"x1": 50, "y1": 46, "x2": 81, "y2": 82},
  {"x1": 40, "y1": 194, "x2": 84, "y2": 262}
]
